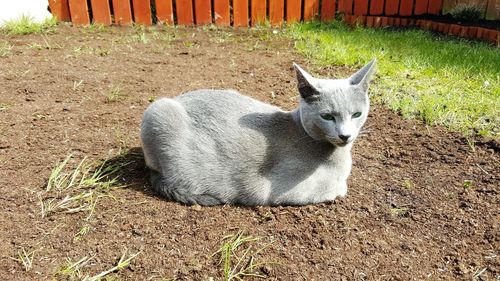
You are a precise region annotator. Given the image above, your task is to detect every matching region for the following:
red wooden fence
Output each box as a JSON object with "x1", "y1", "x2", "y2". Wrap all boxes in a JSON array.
[{"x1": 50, "y1": 0, "x2": 499, "y2": 26}]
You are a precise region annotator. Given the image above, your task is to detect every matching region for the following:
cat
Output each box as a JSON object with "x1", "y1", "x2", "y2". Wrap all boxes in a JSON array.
[{"x1": 140, "y1": 60, "x2": 376, "y2": 206}]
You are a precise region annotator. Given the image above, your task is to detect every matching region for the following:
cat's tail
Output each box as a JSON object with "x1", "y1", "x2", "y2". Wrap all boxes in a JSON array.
[{"x1": 150, "y1": 170, "x2": 223, "y2": 206}]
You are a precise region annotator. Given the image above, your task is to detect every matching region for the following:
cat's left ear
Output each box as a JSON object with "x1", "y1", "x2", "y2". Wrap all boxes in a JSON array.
[{"x1": 349, "y1": 59, "x2": 376, "y2": 92}]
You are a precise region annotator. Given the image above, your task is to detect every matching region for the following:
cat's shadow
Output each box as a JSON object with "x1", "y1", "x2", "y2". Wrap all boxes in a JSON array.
[{"x1": 102, "y1": 147, "x2": 154, "y2": 196}]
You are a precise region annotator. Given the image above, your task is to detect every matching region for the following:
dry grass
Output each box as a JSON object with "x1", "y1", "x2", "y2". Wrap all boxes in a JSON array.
[{"x1": 212, "y1": 231, "x2": 275, "y2": 281}]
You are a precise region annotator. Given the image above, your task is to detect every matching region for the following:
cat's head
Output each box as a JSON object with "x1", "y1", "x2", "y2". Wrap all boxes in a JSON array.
[{"x1": 294, "y1": 60, "x2": 376, "y2": 147}]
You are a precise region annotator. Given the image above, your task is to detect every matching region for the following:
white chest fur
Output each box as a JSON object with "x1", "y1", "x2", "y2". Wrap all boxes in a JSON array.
[{"x1": 269, "y1": 146, "x2": 352, "y2": 205}]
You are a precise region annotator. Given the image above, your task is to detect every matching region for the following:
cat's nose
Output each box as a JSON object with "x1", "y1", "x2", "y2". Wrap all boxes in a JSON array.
[{"x1": 339, "y1": 134, "x2": 351, "y2": 142}]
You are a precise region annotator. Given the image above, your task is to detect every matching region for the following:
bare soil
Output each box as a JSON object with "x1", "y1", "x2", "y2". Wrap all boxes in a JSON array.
[{"x1": 0, "y1": 25, "x2": 498, "y2": 280}]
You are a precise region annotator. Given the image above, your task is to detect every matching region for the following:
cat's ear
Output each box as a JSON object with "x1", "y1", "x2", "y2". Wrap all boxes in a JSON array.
[
  {"x1": 293, "y1": 63, "x2": 320, "y2": 103},
  {"x1": 349, "y1": 59, "x2": 376, "y2": 92}
]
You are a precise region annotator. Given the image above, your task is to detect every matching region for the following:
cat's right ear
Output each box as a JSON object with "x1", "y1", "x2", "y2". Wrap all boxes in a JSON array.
[
  {"x1": 349, "y1": 59, "x2": 376, "y2": 93},
  {"x1": 293, "y1": 63, "x2": 320, "y2": 103}
]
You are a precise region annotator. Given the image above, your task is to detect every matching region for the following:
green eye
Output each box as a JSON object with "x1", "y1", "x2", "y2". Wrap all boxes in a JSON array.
[
  {"x1": 352, "y1": 112, "x2": 362, "y2": 118},
  {"x1": 320, "y1": 114, "x2": 335, "y2": 121}
]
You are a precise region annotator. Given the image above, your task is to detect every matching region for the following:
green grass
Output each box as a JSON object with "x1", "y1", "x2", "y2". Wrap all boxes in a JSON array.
[
  {"x1": 1, "y1": 15, "x2": 57, "y2": 35},
  {"x1": 41, "y1": 154, "x2": 123, "y2": 220},
  {"x1": 55, "y1": 251, "x2": 140, "y2": 281},
  {"x1": 0, "y1": 41, "x2": 13, "y2": 56},
  {"x1": 212, "y1": 231, "x2": 274, "y2": 281},
  {"x1": 9, "y1": 247, "x2": 39, "y2": 272},
  {"x1": 288, "y1": 22, "x2": 500, "y2": 138},
  {"x1": 105, "y1": 85, "x2": 126, "y2": 103}
]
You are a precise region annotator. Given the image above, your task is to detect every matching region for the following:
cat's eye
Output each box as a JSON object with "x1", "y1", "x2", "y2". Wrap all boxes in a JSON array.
[
  {"x1": 320, "y1": 113, "x2": 335, "y2": 121},
  {"x1": 352, "y1": 112, "x2": 362, "y2": 118}
]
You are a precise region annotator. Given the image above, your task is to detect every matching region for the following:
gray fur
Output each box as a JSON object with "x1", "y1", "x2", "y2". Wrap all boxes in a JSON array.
[{"x1": 140, "y1": 60, "x2": 376, "y2": 206}]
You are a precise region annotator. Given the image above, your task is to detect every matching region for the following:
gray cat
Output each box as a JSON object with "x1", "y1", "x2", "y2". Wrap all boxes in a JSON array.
[{"x1": 141, "y1": 60, "x2": 376, "y2": 206}]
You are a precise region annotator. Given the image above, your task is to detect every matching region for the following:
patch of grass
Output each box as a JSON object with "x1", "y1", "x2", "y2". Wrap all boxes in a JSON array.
[
  {"x1": 183, "y1": 40, "x2": 199, "y2": 48},
  {"x1": 56, "y1": 256, "x2": 91, "y2": 279},
  {"x1": 1, "y1": 15, "x2": 57, "y2": 35},
  {"x1": 130, "y1": 25, "x2": 152, "y2": 44},
  {"x1": 390, "y1": 207, "x2": 409, "y2": 217},
  {"x1": 402, "y1": 179, "x2": 414, "y2": 189},
  {"x1": 0, "y1": 41, "x2": 13, "y2": 57},
  {"x1": 450, "y1": 4, "x2": 484, "y2": 22},
  {"x1": 9, "y1": 246, "x2": 40, "y2": 272},
  {"x1": 85, "y1": 251, "x2": 140, "y2": 281},
  {"x1": 73, "y1": 80, "x2": 84, "y2": 91},
  {"x1": 209, "y1": 30, "x2": 236, "y2": 44},
  {"x1": 85, "y1": 23, "x2": 108, "y2": 33},
  {"x1": 0, "y1": 103, "x2": 12, "y2": 111},
  {"x1": 27, "y1": 42, "x2": 43, "y2": 50},
  {"x1": 74, "y1": 225, "x2": 91, "y2": 241},
  {"x1": 288, "y1": 22, "x2": 500, "y2": 138},
  {"x1": 105, "y1": 85, "x2": 125, "y2": 103},
  {"x1": 463, "y1": 180, "x2": 474, "y2": 193},
  {"x1": 137, "y1": 31, "x2": 149, "y2": 44},
  {"x1": 55, "y1": 251, "x2": 140, "y2": 281},
  {"x1": 212, "y1": 231, "x2": 274, "y2": 281},
  {"x1": 41, "y1": 154, "x2": 123, "y2": 220}
]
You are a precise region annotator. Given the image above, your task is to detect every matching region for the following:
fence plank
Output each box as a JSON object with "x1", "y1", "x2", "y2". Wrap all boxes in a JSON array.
[
  {"x1": 286, "y1": 0, "x2": 302, "y2": 22},
  {"x1": 68, "y1": 0, "x2": 90, "y2": 25},
  {"x1": 251, "y1": 0, "x2": 267, "y2": 25},
  {"x1": 303, "y1": 0, "x2": 319, "y2": 20},
  {"x1": 385, "y1": 0, "x2": 399, "y2": 15},
  {"x1": 414, "y1": 0, "x2": 429, "y2": 15},
  {"x1": 427, "y1": 0, "x2": 442, "y2": 14},
  {"x1": 111, "y1": 0, "x2": 132, "y2": 25},
  {"x1": 369, "y1": 0, "x2": 384, "y2": 15},
  {"x1": 346, "y1": 0, "x2": 354, "y2": 14},
  {"x1": 233, "y1": 0, "x2": 249, "y2": 26},
  {"x1": 321, "y1": 0, "x2": 336, "y2": 21},
  {"x1": 399, "y1": 0, "x2": 413, "y2": 16},
  {"x1": 49, "y1": 0, "x2": 71, "y2": 21},
  {"x1": 176, "y1": 0, "x2": 194, "y2": 25},
  {"x1": 354, "y1": 0, "x2": 369, "y2": 15},
  {"x1": 214, "y1": 0, "x2": 230, "y2": 25},
  {"x1": 338, "y1": 0, "x2": 346, "y2": 13},
  {"x1": 131, "y1": 0, "x2": 152, "y2": 24},
  {"x1": 194, "y1": 0, "x2": 212, "y2": 24},
  {"x1": 269, "y1": 0, "x2": 285, "y2": 25},
  {"x1": 338, "y1": 0, "x2": 354, "y2": 14},
  {"x1": 90, "y1": 0, "x2": 112, "y2": 25},
  {"x1": 155, "y1": 0, "x2": 173, "y2": 24}
]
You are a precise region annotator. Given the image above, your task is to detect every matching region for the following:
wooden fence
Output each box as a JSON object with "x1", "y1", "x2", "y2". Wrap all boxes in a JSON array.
[{"x1": 48, "y1": 0, "x2": 499, "y2": 26}]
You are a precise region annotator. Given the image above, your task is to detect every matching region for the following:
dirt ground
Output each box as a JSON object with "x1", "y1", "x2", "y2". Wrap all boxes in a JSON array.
[{"x1": 0, "y1": 25, "x2": 498, "y2": 280}]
